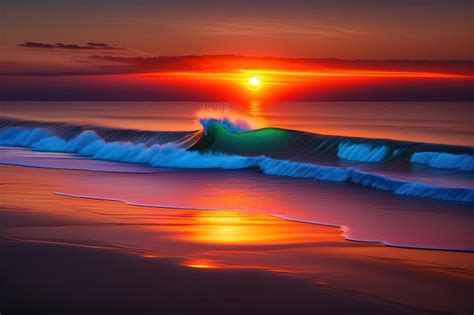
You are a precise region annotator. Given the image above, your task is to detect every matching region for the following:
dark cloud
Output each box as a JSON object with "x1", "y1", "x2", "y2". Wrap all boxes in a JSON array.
[
  {"x1": 18, "y1": 42, "x2": 55, "y2": 49},
  {"x1": 87, "y1": 42, "x2": 109, "y2": 47},
  {"x1": 18, "y1": 42, "x2": 123, "y2": 50}
]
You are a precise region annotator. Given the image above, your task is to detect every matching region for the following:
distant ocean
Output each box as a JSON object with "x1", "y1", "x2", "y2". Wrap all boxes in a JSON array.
[{"x1": 1, "y1": 101, "x2": 473, "y2": 250}]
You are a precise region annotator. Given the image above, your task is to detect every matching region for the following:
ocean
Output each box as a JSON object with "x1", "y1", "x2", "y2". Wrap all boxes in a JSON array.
[{"x1": 1, "y1": 101, "x2": 473, "y2": 251}]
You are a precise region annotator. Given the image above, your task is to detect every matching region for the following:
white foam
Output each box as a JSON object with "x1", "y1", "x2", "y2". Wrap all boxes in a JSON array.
[
  {"x1": 1, "y1": 126, "x2": 472, "y2": 203},
  {"x1": 337, "y1": 142, "x2": 389, "y2": 162},
  {"x1": 411, "y1": 152, "x2": 474, "y2": 171}
]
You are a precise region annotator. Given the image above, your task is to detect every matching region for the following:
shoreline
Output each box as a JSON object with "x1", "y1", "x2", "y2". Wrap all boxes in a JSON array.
[
  {"x1": 53, "y1": 190, "x2": 474, "y2": 253},
  {"x1": 1, "y1": 164, "x2": 473, "y2": 314}
]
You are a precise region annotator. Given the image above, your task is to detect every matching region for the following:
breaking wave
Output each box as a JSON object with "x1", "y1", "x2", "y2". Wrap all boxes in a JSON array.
[{"x1": 0, "y1": 117, "x2": 473, "y2": 203}]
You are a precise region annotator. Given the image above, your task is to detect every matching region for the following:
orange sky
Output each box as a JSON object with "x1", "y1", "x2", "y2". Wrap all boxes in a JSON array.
[
  {"x1": 2, "y1": 0, "x2": 473, "y2": 59},
  {"x1": 1, "y1": 60, "x2": 472, "y2": 101},
  {"x1": 1, "y1": 1, "x2": 472, "y2": 101}
]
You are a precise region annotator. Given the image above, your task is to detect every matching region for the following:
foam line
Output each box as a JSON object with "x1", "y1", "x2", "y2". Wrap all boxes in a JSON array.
[
  {"x1": 55, "y1": 191, "x2": 474, "y2": 252},
  {"x1": 53, "y1": 192, "x2": 225, "y2": 211},
  {"x1": 1, "y1": 126, "x2": 473, "y2": 203},
  {"x1": 411, "y1": 152, "x2": 474, "y2": 171}
]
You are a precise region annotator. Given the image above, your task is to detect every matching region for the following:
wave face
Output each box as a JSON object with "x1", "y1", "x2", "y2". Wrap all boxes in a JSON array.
[
  {"x1": 190, "y1": 120, "x2": 474, "y2": 169},
  {"x1": 1, "y1": 117, "x2": 473, "y2": 203}
]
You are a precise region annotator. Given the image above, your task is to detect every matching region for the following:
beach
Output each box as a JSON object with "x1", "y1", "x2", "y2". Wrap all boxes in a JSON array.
[{"x1": 1, "y1": 164, "x2": 473, "y2": 314}]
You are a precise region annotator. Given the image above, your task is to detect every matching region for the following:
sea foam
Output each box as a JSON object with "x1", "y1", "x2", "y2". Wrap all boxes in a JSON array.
[
  {"x1": 411, "y1": 152, "x2": 474, "y2": 171},
  {"x1": 337, "y1": 142, "x2": 389, "y2": 162},
  {"x1": 1, "y1": 126, "x2": 472, "y2": 203}
]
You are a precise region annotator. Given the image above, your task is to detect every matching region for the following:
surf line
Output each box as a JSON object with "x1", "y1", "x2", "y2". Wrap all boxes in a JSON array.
[
  {"x1": 53, "y1": 191, "x2": 230, "y2": 212},
  {"x1": 53, "y1": 191, "x2": 473, "y2": 253}
]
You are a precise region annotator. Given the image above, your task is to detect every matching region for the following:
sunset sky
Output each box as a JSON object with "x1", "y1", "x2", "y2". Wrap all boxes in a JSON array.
[{"x1": 1, "y1": 0, "x2": 473, "y2": 101}]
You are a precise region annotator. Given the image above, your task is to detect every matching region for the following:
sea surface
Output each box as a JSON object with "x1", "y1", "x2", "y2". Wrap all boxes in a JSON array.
[{"x1": 1, "y1": 101, "x2": 473, "y2": 251}]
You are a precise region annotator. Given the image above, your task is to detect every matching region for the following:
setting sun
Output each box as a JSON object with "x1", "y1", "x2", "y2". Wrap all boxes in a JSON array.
[{"x1": 247, "y1": 76, "x2": 261, "y2": 90}]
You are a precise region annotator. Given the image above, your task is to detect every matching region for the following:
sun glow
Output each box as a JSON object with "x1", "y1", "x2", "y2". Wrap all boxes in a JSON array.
[{"x1": 247, "y1": 76, "x2": 262, "y2": 90}]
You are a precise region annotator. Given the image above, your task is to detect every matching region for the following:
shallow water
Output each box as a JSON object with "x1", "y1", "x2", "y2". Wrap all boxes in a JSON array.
[{"x1": 1, "y1": 148, "x2": 473, "y2": 250}]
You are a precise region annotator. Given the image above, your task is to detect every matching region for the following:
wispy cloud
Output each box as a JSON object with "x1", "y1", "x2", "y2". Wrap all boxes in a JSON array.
[{"x1": 99, "y1": 16, "x2": 372, "y2": 39}]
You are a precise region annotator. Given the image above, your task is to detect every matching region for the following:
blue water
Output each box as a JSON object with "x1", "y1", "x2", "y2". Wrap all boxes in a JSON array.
[{"x1": 0, "y1": 101, "x2": 473, "y2": 250}]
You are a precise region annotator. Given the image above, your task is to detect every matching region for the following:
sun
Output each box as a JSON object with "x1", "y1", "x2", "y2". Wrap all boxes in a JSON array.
[{"x1": 247, "y1": 76, "x2": 261, "y2": 90}]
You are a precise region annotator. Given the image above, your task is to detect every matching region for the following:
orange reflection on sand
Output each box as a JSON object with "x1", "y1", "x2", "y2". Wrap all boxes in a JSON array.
[
  {"x1": 142, "y1": 254, "x2": 160, "y2": 259},
  {"x1": 182, "y1": 259, "x2": 218, "y2": 269},
  {"x1": 181, "y1": 257, "x2": 305, "y2": 274},
  {"x1": 171, "y1": 211, "x2": 333, "y2": 246},
  {"x1": 194, "y1": 212, "x2": 255, "y2": 244}
]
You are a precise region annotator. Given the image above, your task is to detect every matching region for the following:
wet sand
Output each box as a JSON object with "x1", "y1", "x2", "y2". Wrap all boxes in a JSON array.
[{"x1": 1, "y1": 165, "x2": 473, "y2": 314}]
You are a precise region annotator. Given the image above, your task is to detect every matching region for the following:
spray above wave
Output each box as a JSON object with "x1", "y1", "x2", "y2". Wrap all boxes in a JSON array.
[
  {"x1": 200, "y1": 118, "x2": 251, "y2": 134},
  {"x1": 197, "y1": 107, "x2": 261, "y2": 134},
  {"x1": 0, "y1": 122, "x2": 472, "y2": 203}
]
